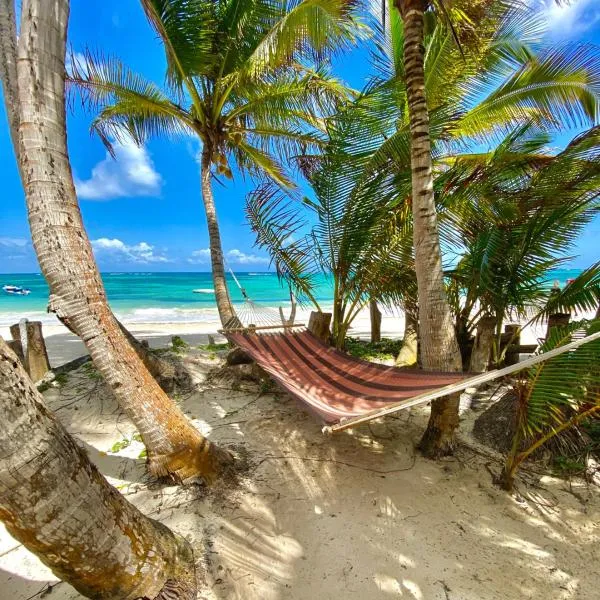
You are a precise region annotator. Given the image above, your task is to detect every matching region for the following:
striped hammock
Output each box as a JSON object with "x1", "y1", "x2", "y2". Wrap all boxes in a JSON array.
[{"x1": 224, "y1": 327, "x2": 600, "y2": 434}]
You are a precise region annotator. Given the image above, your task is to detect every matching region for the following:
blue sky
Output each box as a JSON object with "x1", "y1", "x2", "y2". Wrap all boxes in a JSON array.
[{"x1": 1, "y1": 0, "x2": 599, "y2": 273}]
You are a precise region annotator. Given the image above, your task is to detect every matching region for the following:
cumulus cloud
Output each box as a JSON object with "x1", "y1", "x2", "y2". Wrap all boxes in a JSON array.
[
  {"x1": 540, "y1": 0, "x2": 600, "y2": 38},
  {"x1": 226, "y1": 249, "x2": 270, "y2": 265},
  {"x1": 75, "y1": 138, "x2": 162, "y2": 200},
  {"x1": 188, "y1": 248, "x2": 270, "y2": 265},
  {"x1": 91, "y1": 238, "x2": 170, "y2": 263},
  {"x1": 187, "y1": 248, "x2": 212, "y2": 264}
]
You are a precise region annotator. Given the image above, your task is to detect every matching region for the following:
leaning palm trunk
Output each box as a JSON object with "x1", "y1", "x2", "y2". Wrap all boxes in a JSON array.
[
  {"x1": 10, "y1": 0, "x2": 229, "y2": 483},
  {"x1": 0, "y1": 338, "x2": 197, "y2": 599},
  {"x1": 200, "y1": 147, "x2": 239, "y2": 328},
  {"x1": 397, "y1": 0, "x2": 463, "y2": 455}
]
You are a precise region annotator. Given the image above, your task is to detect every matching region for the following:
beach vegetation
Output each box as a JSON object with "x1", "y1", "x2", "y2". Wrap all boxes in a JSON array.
[
  {"x1": 171, "y1": 335, "x2": 189, "y2": 353},
  {"x1": 70, "y1": 0, "x2": 362, "y2": 329},
  {"x1": 500, "y1": 320, "x2": 600, "y2": 490},
  {"x1": 345, "y1": 337, "x2": 403, "y2": 362},
  {"x1": 248, "y1": 2, "x2": 600, "y2": 455},
  {"x1": 444, "y1": 126, "x2": 600, "y2": 369}
]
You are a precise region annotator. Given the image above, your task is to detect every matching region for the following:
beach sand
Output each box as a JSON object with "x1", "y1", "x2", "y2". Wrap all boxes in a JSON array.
[
  {"x1": 0, "y1": 305, "x2": 550, "y2": 368},
  {"x1": 1, "y1": 336, "x2": 598, "y2": 599}
]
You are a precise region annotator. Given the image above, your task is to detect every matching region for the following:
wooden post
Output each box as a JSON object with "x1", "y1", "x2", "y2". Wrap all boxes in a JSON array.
[
  {"x1": 503, "y1": 324, "x2": 521, "y2": 366},
  {"x1": 6, "y1": 340, "x2": 25, "y2": 364},
  {"x1": 308, "y1": 311, "x2": 332, "y2": 344},
  {"x1": 9, "y1": 322, "x2": 26, "y2": 369},
  {"x1": 24, "y1": 321, "x2": 51, "y2": 381},
  {"x1": 369, "y1": 300, "x2": 382, "y2": 343},
  {"x1": 545, "y1": 313, "x2": 571, "y2": 341},
  {"x1": 469, "y1": 315, "x2": 496, "y2": 373}
]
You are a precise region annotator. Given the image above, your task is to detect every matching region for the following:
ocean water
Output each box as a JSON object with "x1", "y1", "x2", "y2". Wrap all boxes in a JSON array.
[
  {"x1": 0, "y1": 269, "x2": 583, "y2": 327},
  {"x1": 0, "y1": 272, "x2": 334, "y2": 327}
]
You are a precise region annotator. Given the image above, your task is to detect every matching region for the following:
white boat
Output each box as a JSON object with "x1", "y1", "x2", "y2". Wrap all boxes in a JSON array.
[
  {"x1": 192, "y1": 288, "x2": 215, "y2": 294},
  {"x1": 2, "y1": 284, "x2": 31, "y2": 296}
]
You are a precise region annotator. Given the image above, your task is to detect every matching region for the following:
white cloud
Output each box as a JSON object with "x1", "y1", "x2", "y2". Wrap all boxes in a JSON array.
[
  {"x1": 91, "y1": 238, "x2": 170, "y2": 263},
  {"x1": 187, "y1": 248, "x2": 270, "y2": 265},
  {"x1": 187, "y1": 248, "x2": 212, "y2": 264},
  {"x1": 0, "y1": 237, "x2": 28, "y2": 248},
  {"x1": 540, "y1": 0, "x2": 600, "y2": 38},
  {"x1": 227, "y1": 249, "x2": 270, "y2": 265},
  {"x1": 75, "y1": 138, "x2": 162, "y2": 200}
]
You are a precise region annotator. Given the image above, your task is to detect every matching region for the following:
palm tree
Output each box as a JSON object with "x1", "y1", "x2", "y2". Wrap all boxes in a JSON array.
[
  {"x1": 339, "y1": 2, "x2": 599, "y2": 453},
  {"x1": 0, "y1": 0, "x2": 231, "y2": 484},
  {"x1": 247, "y1": 181, "x2": 416, "y2": 349},
  {"x1": 247, "y1": 4, "x2": 600, "y2": 452},
  {"x1": 442, "y1": 125, "x2": 600, "y2": 368},
  {"x1": 0, "y1": 335, "x2": 197, "y2": 598},
  {"x1": 390, "y1": 0, "x2": 464, "y2": 454},
  {"x1": 71, "y1": 0, "x2": 360, "y2": 328}
]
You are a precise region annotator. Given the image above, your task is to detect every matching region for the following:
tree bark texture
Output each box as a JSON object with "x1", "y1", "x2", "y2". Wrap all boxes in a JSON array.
[
  {"x1": 308, "y1": 311, "x2": 332, "y2": 344},
  {"x1": 0, "y1": 338, "x2": 197, "y2": 600},
  {"x1": 468, "y1": 315, "x2": 496, "y2": 373},
  {"x1": 200, "y1": 147, "x2": 239, "y2": 328},
  {"x1": 370, "y1": 300, "x2": 382, "y2": 343},
  {"x1": 397, "y1": 0, "x2": 463, "y2": 456},
  {"x1": 396, "y1": 310, "x2": 418, "y2": 367},
  {"x1": 12, "y1": 0, "x2": 230, "y2": 483},
  {"x1": 0, "y1": 0, "x2": 20, "y2": 159}
]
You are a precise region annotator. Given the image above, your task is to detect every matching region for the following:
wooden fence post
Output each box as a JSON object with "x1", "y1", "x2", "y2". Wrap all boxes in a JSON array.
[
  {"x1": 10, "y1": 320, "x2": 50, "y2": 381},
  {"x1": 308, "y1": 311, "x2": 332, "y2": 344}
]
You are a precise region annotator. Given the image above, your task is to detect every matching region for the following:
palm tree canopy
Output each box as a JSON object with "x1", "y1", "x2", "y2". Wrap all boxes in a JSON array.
[{"x1": 70, "y1": 0, "x2": 364, "y2": 186}]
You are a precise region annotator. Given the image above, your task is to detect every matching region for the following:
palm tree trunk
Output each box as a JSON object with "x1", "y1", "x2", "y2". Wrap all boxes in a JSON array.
[
  {"x1": 397, "y1": 0, "x2": 463, "y2": 456},
  {"x1": 0, "y1": 0, "x2": 19, "y2": 158},
  {"x1": 370, "y1": 299, "x2": 382, "y2": 343},
  {"x1": 396, "y1": 310, "x2": 418, "y2": 367},
  {"x1": 0, "y1": 338, "x2": 197, "y2": 599},
  {"x1": 13, "y1": 0, "x2": 230, "y2": 483},
  {"x1": 200, "y1": 146, "x2": 239, "y2": 328},
  {"x1": 469, "y1": 315, "x2": 496, "y2": 373}
]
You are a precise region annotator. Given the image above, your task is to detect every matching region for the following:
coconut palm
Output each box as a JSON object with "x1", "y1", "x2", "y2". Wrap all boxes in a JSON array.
[
  {"x1": 442, "y1": 125, "x2": 600, "y2": 368},
  {"x1": 246, "y1": 3, "x2": 600, "y2": 452},
  {"x1": 335, "y1": 2, "x2": 599, "y2": 453},
  {"x1": 246, "y1": 170, "x2": 416, "y2": 349},
  {"x1": 0, "y1": 0, "x2": 232, "y2": 484},
  {"x1": 0, "y1": 337, "x2": 197, "y2": 598},
  {"x1": 71, "y1": 0, "x2": 361, "y2": 327}
]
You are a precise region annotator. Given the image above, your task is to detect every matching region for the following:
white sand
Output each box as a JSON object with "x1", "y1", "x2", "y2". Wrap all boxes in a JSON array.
[
  {"x1": 1, "y1": 346, "x2": 598, "y2": 600},
  {"x1": 0, "y1": 305, "x2": 551, "y2": 367}
]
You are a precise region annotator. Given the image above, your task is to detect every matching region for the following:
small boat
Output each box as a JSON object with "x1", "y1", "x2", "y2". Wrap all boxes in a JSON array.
[
  {"x1": 192, "y1": 288, "x2": 215, "y2": 294},
  {"x1": 2, "y1": 284, "x2": 31, "y2": 296}
]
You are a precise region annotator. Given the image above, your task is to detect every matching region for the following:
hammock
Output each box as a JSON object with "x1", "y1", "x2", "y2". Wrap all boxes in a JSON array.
[{"x1": 223, "y1": 327, "x2": 600, "y2": 434}]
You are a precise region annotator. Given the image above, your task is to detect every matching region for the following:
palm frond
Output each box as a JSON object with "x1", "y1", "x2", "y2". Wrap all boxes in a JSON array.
[
  {"x1": 245, "y1": 182, "x2": 322, "y2": 305},
  {"x1": 69, "y1": 51, "x2": 193, "y2": 152},
  {"x1": 241, "y1": 0, "x2": 364, "y2": 79}
]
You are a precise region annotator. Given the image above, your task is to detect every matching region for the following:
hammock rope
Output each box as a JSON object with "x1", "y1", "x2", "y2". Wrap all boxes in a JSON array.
[{"x1": 222, "y1": 266, "x2": 302, "y2": 332}]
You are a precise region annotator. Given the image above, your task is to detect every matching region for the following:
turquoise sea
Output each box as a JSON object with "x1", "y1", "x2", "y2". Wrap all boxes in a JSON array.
[
  {"x1": 0, "y1": 272, "x2": 334, "y2": 327},
  {"x1": 0, "y1": 269, "x2": 583, "y2": 327}
]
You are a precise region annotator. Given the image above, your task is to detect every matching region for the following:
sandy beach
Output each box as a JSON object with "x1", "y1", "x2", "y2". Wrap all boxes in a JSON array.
[
  {"x1": 0, "y1": 304, "x2": 552, "y2": 368},
  {"x1": 0, "y1": 341, "x2": 598, "y2": 600}
]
